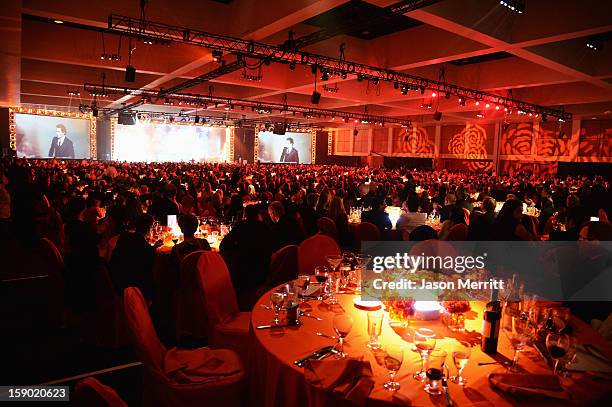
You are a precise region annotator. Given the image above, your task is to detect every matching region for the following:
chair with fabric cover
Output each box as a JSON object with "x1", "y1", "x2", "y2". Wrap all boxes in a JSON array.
[
  {"x1": 297, "y1": 234, "x2": 341, "y2": 275},
  {"x1": 176, "y1": 250, "x2": 209, "y2": 341},
  {"x1": 73, "y1": 377, "x2": 127, "y2": 407},
  {"x1": 442, "y1": 224, "x2": 469, "y2": 241},
  {"x1": 40, "y1": 237, "x2": 65, "y2": 326},
  {"x1": 353, "y1": 222, "x2": 381, "y2": 249},
  {"x1": 317, "y1": 217, "x2": 339, "y2": 243},
  {"x1": 266, "y1": 244, "x2": 299, "y2": 288},
  {"x1": 462, "y1": 208, "x2": 471, "y2": 225},
  {"x1": 469, "y1": 210, "x2": 482, "y2": 226},
  {"x1": 197, "y1": 251, "x2": 251, "y2": 362},
  {"x1": 124, "y1": 287, "x2": 245, "y2": 407},
  {"x1": 81, "y1": 265, "x2": 129, "y2": 348}
]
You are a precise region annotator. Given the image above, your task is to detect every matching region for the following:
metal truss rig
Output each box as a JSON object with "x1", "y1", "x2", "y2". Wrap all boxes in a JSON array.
[
  {"x1": 84, "y1": 83, "x2": 411, "y2": 126},
  {"x1": 106, "y1": 14, "x2": 571, "y2": 121}
]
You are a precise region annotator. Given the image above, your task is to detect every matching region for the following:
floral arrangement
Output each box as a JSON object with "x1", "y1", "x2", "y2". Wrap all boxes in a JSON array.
[
  {"x1": 384, "y1": 298, "x2": 415, "y2": 322},
  {"x1": 440, "y1": 300, "x2": 471, "y2": 314}
]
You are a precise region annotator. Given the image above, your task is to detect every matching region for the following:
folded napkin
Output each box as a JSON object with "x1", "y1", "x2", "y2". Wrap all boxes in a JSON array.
[
  {"x1": 489, "y1": 373, "x2": 570, "y2": 400},
  {"x1": 569, "y1": 344, "x2": 612, "y2": 373},
  {"x1": 591, "y1": 313, "x2": 612, "y2": 344},
  {"x1": 164, "y1": 347, "x2": 242, "y2": 383},
  {"x1": 304, "y1": 358, "x2": 374, "y2": 407}
]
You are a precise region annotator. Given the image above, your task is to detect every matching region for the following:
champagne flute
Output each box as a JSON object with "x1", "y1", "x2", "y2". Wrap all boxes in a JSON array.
[
  {"x1": 366, "y1": 311, "x2": 384, "y2": 349},
  {"x1": 270, "y1": 291, "x2": 285, "y2": 325},
  {"x1": 424, "y1": 349, "x2": 447, "y2": 395},
  {"x1": 504, "y1": 315, "x2": 534, "y2": 372},
  {"x1": 382, "y1": 344, "x2": 404, "y2": 391},
  {"x1": 450, "y1": 341, "x2": 471, "y2": 386},
  {"x1": 333, "y1": 314, "x2": 353, "y2": 359},
  {"x1": 546, "y1": 332, "x2": 570, "y2": 375},
  {"x1": 413, "y1": 328, "x2": 436, "y2": 382}
]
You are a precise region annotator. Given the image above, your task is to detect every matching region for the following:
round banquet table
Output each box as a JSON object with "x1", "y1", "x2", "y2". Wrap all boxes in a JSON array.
[{"x1": 249, "y1": 288, "x2": 612, "y2": 407}]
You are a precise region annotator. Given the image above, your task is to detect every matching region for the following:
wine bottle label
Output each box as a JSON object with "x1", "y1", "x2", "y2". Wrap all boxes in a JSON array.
[{"x1": 482, "y1": 320, "x2": 498, "y2": 338}]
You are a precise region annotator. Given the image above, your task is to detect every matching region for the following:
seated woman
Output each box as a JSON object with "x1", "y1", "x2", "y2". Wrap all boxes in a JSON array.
[
  {"x1": 438, "y1": 206, "x2": 467, "y2": 240},
  {"x1": 492, "y1": 199, "x2": 534, "y2": 241},
  {"x1": 171, "y1": 214, "x2": 211, "y2": 264}
]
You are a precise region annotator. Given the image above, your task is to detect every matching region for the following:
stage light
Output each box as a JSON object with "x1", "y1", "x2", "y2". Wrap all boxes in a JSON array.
[
  {"x1": 504, "y1": 107, "x2": 508, "y2": 112},
  {"x1": 357, "y1": 74, "x2": 363, "y2": 82},
  {"x1": 341, "y1": 71, "x2": 347, "y2": 80},
  {"x1": 354, "y1": 119, "x2": 359, "y2": 123},
  {"x1": 401, "y1": 85, "x2": 408, "y2": 95},
  {"x1": 164, "y1": 99, "x2": 172, "y2": 105},
  {"x1": 500, "y1": 0, "x2": 524, "y2": 13},
  {"x1": 431, "y1": 92, "x2": 437, "y2": 97},
  {"x1": 476, "y1": 112, "x2": 484, "y2": 118},
  {"x1": 445, "y1": 92, "x2": 450, "y2": 99},
  {"x1": 212, "y1": 50, "x2": 223, "y2": 62},
  {"x1": 458, "y1": 98, "x2": 466, "y2": 106},
  {"x1": 321, "y1": 71, "x2": 329, "y2": 81},
  {"x1": 54, "y1": 20, "x2": 63, "y2": 24},
  {"x1": 485, "y1": 103, "x2": 490, "y2": 109},
  {"x1": 373, "y1": 78, "x2": 379, "y2": 85},
  {"x1": 420, "y1": 87, "x2": 425, "y2": 94},
  {"x1": 289, "y1": 62, "x2": 296, "y2": 70},
  {"x1": 495, "y1": 105, "x2": 500, "y2": 110},
  {"x1": 475, "y1": 101, "x2": 480, "y2": 106},
  {"x1": 586, "y1": 39, "x2": 601, "y2": 51},
  {"x1": 433, "y1": 111, "x2": 442, "y2": 121},
  {"x1": 311, "y1": 91, "x2": 321, "y2": 104}
]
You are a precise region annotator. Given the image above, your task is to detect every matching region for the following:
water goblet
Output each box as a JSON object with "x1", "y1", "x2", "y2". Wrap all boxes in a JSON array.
[
  {"x1": 382, "y1": 344, "x2": 404, "y2": 391},
  {"x1": 504, "y1": 315, "x2": 534, "y2": 372},
  {"x1": 270, "y1": 291, "x2": 285, "y2": 325},
  {"x1": 413, "y1": 328, "x2": 436, "y2": 382},
  {"x1": 450, "y1": 341, "x2": 472, "y2": 386}
]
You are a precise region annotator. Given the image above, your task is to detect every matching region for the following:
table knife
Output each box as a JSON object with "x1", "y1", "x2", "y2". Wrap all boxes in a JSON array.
[
  {"x1": 256, "y1": 323, "x2": 297, "y2": 329},
  {"x1": 294, "y1": 346, "x2": 335, "y2": 367},
  {"x1": 442, "y1": 377, "x2": 452, "y2": 407}
]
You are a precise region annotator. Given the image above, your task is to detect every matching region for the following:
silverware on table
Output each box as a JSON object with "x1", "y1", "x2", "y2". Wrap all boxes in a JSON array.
[
  {"x1": 256, "y1": 323, "x2": 298, "y2": 329},
  {"x1": 442, "y1": 376, "x2": 453, "y2": 407},
  {"x1": 294, "y1": 346, "x2": 335, "y2": 367},
  {"x1": 477, "y1": 361, "x2": 501, "y2": 366},
  {"x1": 301, "y1": 313, "x2": 323, "y2": 321},
  {"x1": 316, "y1": 332, "x2": 337, "y2": 340}
]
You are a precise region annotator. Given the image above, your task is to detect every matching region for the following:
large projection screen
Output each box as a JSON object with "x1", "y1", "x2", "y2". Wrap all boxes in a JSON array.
[
  {"x1": 113, "y1": 122, "x2": 230, "y2": 162},
  {"x1": 256, "y1": 131, "x2": 314, "y2": 164},
  {"x1": 13, "y1": 112, "x2": 92, "y2": 159}
]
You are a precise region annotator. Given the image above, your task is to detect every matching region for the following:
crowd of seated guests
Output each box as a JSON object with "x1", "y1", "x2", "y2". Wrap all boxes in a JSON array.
[{"x1": 0, "y1": 157, "x2": 610, "y2": 324}]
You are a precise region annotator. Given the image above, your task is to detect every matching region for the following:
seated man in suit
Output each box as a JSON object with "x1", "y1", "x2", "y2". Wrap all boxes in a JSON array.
[
  {"x1": 279, "y1": 137, "x2": 299, "y2": 163},
  {"x1": 48, "y1": 124, "x2": 75, "y2": 158}
]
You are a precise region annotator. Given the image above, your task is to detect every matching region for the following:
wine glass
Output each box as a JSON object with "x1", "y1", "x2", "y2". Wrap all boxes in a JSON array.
[
  {"x1": 333, "y1": 314, "x2": 353, "y2": 359},
  {"x1": 270, "y1": 291, "x2": 285, "y2": 325},
  {"x1": 325, "y1": 254, "x2": 343, "y2": 273},
  {"x1": 413, "y1": 328, "x2": 436, "y2": 381},
  {"x1": 450, "y1": 341, "x2": 471, "y2": 386},
  {"x1": 558, "y1": 335, "x2": 577, "y2": 377},
  {"x1": 424, "y1": 349, "x2": 447, "y2": 395},
  {"x1": 382, "y1": 344, "x2": 404, "y2": 391},
  {"x1": 546, "y1": 332, "x2": 571, "y2": 375},
  {"x1": 354, "y1": 254, "x2": 372, "y2": 290},
  {"x1": 366, "y1": 311, "x2": 384, "y2": 349},
  {"x1": 504, "y1": 315, "x2": 534, "y2": 372},
  {"x1": 314, "y1": 266, "x2": 330, "y2": 299}
]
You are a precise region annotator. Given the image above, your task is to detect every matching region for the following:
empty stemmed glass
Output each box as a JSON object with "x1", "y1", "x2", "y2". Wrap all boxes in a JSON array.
[
  {"x1": 504, "y1": 315, "x2": 534, "y2": 372},
  {"x1": 354, "y1": 254, "x2": 372, "y2": 292},
  {"x1": 332, "y1": 314, "x2": 353, "y2": 359},
  {"x1": 450, "y1": 341, "x2": 472, "y2": 386},
  {"x1": 546, "y1": 332, "x2": 571, "y2": 375},
  {"x1": 270, "y1": 291, "x2": 285, "y2": 325},
  {"x1": 325, "y1": 254, "x2": 343, "y2": 273},
  {"x1": 413, "y1": 328, "x2": 437, "y2": 382},
  {"x1": 382, "y1": 344, "x2": 404, "y2": 391}
]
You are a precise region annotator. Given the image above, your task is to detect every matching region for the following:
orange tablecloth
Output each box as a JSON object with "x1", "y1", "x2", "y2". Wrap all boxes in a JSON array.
[{"x1": 250, "y1": 289, "x2": 612, "y2": 407}]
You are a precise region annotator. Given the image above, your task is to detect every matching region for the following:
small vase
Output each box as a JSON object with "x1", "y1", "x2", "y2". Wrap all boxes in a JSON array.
[{"x1": 445, "y1": 311, "x2": 465, "y2": 332}]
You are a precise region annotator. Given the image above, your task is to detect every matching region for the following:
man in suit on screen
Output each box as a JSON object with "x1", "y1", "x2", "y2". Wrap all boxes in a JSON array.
[
  {"x1": 48, "y1": 124, "x2": 75, "y2": 158},
  {"x1": 279, "y1": 137, "x2": 299, "y2": 163}
]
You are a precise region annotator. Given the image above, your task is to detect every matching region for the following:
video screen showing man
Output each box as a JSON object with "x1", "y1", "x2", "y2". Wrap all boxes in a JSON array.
[
  {"x1": 48, "y1": 124, "x2": 75, "y2": 158},
  {"x1": 280, "y1": 137, "x2": 299, "y2": 163}
]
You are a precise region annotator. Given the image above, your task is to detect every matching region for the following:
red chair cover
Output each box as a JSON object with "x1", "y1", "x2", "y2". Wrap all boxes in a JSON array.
[
  {"x1": 124, "y1": 286, "x2": 246, "y2": 407},
  {"x1": 462, "y1": 208, "x2": 471, "y2": 225},
  {"x1": 197, "y1": 252, "x2": 251, "y2": 361},
  {"x1": 40, "y1": 237, "x2": 65, "y2": 326},
  {"x1": 81, "y1": 265, "x2": 128, "y2": 348},
  {"x1": 317, "y1": 217, "x2": 339, "y2": 242},
  {"x1": 443, "y1": 224, "x2": 469, "y2": 241},
  {"x1": 73, "y1": 377, "x2": 127, "y2": 407},
  {"x1": 298, "y1": 234, "x2": 341, "y2": 275},
  {"x1": 176, "y1": 250, "x2": 209, "y2": 341},
  {"x1": 266, "y1": 245, "x2": 299, "y2": 287},
  {"x1": 353, "y1": 222, "x2": 381, "y2": 247}
]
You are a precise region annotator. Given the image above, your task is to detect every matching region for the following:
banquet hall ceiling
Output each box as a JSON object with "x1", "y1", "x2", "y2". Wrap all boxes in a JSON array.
[{"x1": 5, "y1": 0, "x2": 612, "y2": 126}]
